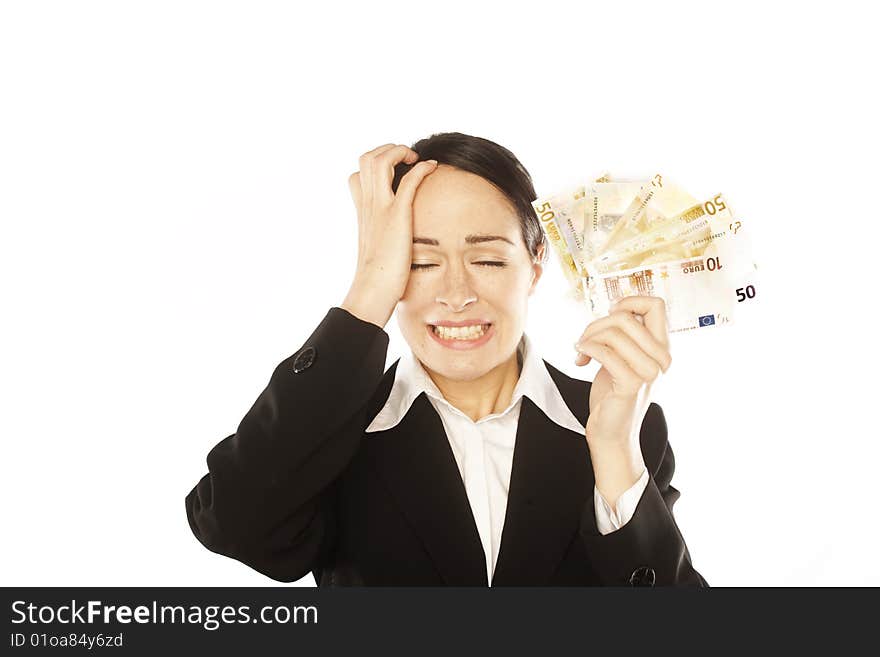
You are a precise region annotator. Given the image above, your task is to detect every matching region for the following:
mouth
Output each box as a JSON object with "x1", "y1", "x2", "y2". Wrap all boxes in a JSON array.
[{"x1": 426, "y1": 322, "x2": 495, "y2": 350}]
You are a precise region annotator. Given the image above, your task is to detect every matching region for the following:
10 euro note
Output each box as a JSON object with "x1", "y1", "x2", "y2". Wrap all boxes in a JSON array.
[{"x1": 586, "y1": 258, "x2": 737, "y2": 332}]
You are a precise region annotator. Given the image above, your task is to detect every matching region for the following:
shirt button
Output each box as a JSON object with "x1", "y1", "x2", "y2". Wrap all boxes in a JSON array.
[{"x1": 293, "y1": 346, "x2": 317, "y2": 373}]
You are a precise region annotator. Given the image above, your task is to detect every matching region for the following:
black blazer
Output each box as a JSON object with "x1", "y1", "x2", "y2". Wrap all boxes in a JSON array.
[{"x1": 185, "y1": 307, "x2": 708, "y2": 586}]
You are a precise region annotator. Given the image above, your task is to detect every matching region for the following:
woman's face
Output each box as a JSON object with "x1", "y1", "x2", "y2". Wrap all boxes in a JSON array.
[{"x1": 396, "y1": 164, "x2": 544, "y2": 382}]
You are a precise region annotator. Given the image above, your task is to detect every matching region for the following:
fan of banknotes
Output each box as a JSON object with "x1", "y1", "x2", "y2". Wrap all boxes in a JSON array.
[{"x1": 532, "y1": 173, "x2": 758, "y2": 333}]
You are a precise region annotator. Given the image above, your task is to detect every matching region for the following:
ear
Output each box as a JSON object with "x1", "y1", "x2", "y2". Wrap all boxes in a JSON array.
[{"x1": 528, "y1": 243, "x2": 545, "y2": 295}]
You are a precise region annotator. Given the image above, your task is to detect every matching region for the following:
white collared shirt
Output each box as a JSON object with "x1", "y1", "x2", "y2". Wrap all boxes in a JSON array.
[{"x1": 365, "y1": 332, "x2": 649, "y2": 585}]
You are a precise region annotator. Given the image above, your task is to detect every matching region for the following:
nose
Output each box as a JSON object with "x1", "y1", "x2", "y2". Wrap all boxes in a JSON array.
[{"x1": 435, "y1": 265, "x2": 477, "y2": 312}]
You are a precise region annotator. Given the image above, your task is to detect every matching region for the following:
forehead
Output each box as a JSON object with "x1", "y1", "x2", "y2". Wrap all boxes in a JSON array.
[{"x1": 411, "y1": 165, "x2": 519, "y2": 241}]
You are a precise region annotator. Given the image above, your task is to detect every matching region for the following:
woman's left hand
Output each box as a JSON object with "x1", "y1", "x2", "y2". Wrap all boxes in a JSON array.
[{"x1": 574, "y1": 296, "x2": 672, "y2": 452}]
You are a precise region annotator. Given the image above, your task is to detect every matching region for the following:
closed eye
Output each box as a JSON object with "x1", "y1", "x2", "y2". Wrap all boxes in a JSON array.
[{"x1": 410, "y1": 262, "x2": 507, "y2": 270}]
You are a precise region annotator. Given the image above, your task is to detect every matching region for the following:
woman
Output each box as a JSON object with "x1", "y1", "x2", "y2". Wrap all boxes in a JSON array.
[{"x1": 185, "y1": 132, "x2": 707, "y2": 587}]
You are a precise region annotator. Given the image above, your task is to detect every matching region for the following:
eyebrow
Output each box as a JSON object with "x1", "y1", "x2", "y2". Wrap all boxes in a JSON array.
[{"x1": 412, "y1": 234, "x2": 516, "y2": 246}]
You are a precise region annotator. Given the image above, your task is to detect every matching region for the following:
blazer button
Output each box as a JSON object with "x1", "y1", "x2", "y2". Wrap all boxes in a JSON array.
[
  {"x1": 628, "y1": 565, "x2": 656, "y2": 587},
  {"x1": 293, "y1": 346, "x2": 317, "y2": 373}
]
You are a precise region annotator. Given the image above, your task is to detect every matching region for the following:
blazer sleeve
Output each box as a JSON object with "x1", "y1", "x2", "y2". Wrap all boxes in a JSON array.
[
  {"x1": 185, "y1": 306, "x2": 389, "y2": 583},
  {"x1": 578, "y1": 402, "x2": 709, "y2": 587}
]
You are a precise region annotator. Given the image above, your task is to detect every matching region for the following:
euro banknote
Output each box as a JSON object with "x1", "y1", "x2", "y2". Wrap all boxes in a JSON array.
[
  {"x1": 533, "y1": 174, "x2": 758, "y2": 333},
  {"x1": 532, "y1": 186, "x2": 586, "y2": 301},
  {"x1": 589, "y1": 193, "x2": 736, "y2": 275},
  {"x1": 598, "y1": 174, "x2": 699, "y2": 253}
]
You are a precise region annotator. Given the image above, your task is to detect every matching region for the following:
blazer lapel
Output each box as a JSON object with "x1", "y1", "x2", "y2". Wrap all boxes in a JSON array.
[
  {"x1": 361, "y1": 359, "x2": 595, "y2": 587},
  {"x1": 363, "y1": 391, "x2": 489, "y2": 586},
  {"x1": 490, "y1": 394, "x2": 595, "y2": 586}
]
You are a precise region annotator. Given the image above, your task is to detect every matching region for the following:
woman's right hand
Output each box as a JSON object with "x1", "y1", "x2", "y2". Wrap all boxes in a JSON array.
[{"x1": 340, "y1": 143, "x2": 439, "y2": 328}]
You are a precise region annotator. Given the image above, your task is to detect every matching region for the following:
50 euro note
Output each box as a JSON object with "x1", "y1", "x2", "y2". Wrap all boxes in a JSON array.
[
  {"x1": 532, "y1": 187, "x2": 588, "y2": 302},
  {"x1": 588, "y1": 193, "x2": 735, "y2": 275},
  {"x1": 532, "y1": 173, "x2": 615, "y2": 301}
]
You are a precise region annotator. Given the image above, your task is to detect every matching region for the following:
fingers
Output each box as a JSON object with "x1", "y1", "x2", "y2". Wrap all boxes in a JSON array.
[
  {"x1": 359, "y1": 144, "x2": 421, "y2": 207},
  {"x1": 348, "y1": 171, "x2": 363, "y2": 207},
  {"x1": 356, "y1": 143, "x2": 394, "y2": 210},
  {"x1": 393, "y1": 159, "x2": 439, "y2": 209},
  {"x1": 609, "y1": 296, "x2": 669, "y2": 348},
  {"x1": 576, "y1": 306, "x2": 671, "y2": 372},
  {"x1": 375, "y1": 144, "x2": 420, "y2": 192},
  {"x1": 575, "y1": 338, "x2": 643, "y2": 393},
  {"x1": 348, "y1": 144, "x2": 425, "y2": 208},
  {"x1": 576, "y1": 327, "x2": 663, "y2": 383}
]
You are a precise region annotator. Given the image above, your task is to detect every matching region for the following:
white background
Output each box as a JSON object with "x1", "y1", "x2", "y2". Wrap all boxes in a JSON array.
[{"x1": 1, "y1": 0, "x2": 877, "y2": 586}]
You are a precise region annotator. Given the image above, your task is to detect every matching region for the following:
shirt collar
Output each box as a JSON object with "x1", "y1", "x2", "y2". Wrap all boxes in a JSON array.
[{"x1": 365, "y1": 332, "x2": 586, "y2": 436}]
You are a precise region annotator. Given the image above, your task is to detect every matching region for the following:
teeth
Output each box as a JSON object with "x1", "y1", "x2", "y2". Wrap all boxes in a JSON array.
[{"x1": 432, "y1": 324, "x2": 488, "y2": 340}]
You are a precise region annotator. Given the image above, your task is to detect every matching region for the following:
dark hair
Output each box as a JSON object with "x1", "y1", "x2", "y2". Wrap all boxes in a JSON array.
[{"x1": 391, "y1": 132, "x2": 548, "y2": 265}]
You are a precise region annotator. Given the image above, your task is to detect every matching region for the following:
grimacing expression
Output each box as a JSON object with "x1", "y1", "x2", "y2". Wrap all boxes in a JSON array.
[{"x1": 395, "y1": 164, "x2": 544, "y2": 382}]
